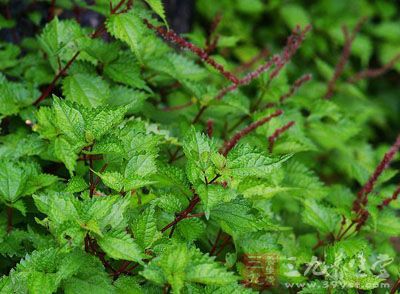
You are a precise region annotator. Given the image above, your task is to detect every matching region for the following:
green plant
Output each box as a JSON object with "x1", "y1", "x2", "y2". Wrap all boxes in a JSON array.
[{"x1": 0, "y1": 0, "x2": 399, "y2": 293}]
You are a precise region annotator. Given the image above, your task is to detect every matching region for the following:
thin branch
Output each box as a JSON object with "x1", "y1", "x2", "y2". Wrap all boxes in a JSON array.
[
  {"x1": 33, "y1": 0, "x2": 129, "y2": 106},
  {"x1": 33, "y1": 51, "x2": 80, "y2": 105},
  {"x1": 161, "y1": 195, "x2": 201, "y2": 233},
  {"x1": 324, "y1": 17, "x2": 367, "y2": 99},
  {"x1": 144, "y1": 19, "x2": 239, "y2": 84},
  {"x1": 234, "y1": 49, "x2": 269, "y2": 74},
  {"x1": 268, "y1": 121, "x2": 295, "y2": 152},
  {"x1": 206, "y1": 119, "x2": 214, "y2": 138},
  {"x1": 390, "y1": 277, "x2": 400, "y2": 294},
  {"x1": 279, "y1": 74, "x2": 312, "y2": 103},
  {"x1": 353, "y1": 133, "x2": 400, "y2": 213},
  {"x1": 48, "y1": 0, "x2": 56, "y2": 21},
  {"x1": 192, "y1": 25, "x2": 310, "y2": 124},
  {"x1": 205, "y1": 12, "x2": 222, "y2": 54},
  {"x1": 220, "y1": 109, "x2": 283, "y2": 156},
  {"x1": 348, "y1": 53, "x2": 400, "y2": 83},
  {"x1": 209, "y1": 229, "x2": 222, "y2": 255},
  {"x1": 215, "y1": 235, "x2": 231, "y2": 257},
  {"x1": 377, "y1": 184, "x2": 400, "y2": 210}
]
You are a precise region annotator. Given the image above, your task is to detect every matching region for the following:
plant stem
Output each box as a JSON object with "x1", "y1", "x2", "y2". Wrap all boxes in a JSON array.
[
  {"x1": 161, "y1": 195, "x2": 200, "y2": 233},
  {"x1": 390, "y1": 277, "x2": 400, "y2": 294},
  {"x1": 209, "y1": 229, "x2": 222, "y2": 255}
]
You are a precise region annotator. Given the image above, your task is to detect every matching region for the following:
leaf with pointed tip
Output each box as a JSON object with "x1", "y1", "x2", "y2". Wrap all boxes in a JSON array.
[
  {"x1": 97, "y1": 230, "x2": 146, "y2": 263},
  {"x1": 63, "y1": 73, "x2": 110, "y2": 107}
]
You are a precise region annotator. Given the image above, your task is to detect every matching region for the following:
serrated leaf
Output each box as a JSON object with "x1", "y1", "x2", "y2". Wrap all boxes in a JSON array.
[
  {"x1": 132, "y1": 206, "x2": 161, "y2": 249},
  {"x1": 63, "y1": 73, "x2": 110, "y2": 107},
  {"x1": 54, "y1": 137, "x2": 78, "y2": 176},
  {"x1": 97, "y1": 230, "x2": 146, "y2": 263},
  {"x1": 144, "y1": 0, "x2": 168, "y2": 28},
  {"x1": 225, "y1": 145, "x2": 291, "y2": 179},
  {"x1": 53, "y1": 97, "x2": 85, "y2": 143},
  {"x1": 106, "y1": 11, "x2": 148, "y2": 63},
  {"x1": 302, "y1": 199, "x2": 340, "y2": 234}
]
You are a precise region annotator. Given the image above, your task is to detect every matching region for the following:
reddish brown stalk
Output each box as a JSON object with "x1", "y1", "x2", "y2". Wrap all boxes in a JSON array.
[
  {"x1": 390, "y1": 278, "x2": 400, "y2": 294},
  {"x1": 206, "y1": 119, "x2": 214, "y2": 138},
  {"x1": 48, "y1": 0, "x2": 56, "y2": 21},
  {"x1": 234, "y1": 49, "x2": 269, "y2": 74},
  {"x1": 33, "y1": 51, "x2": 80, "y2": 105},
  {"x1": 269, "y1": 24, "x2": 312, "y2": 80},
  {"x1": 215, "y1": 59, "x2": 275, "y2": 101},
  {"x1": 113, "y1": 261, "x2": 132, "y2": 277},
  {"x1": 279, "y1": 74, "x2": 312, "y2": 103},
  {"x1": 88, "y1": 148, "x2": 95, "y2": 198},
  {"x1": 221, "y1": 109, "x2": 283, "y2": 156},
  {"x1": 209, "y1": 229, "x2": 222, "y2": 255},
  {"x1": 216, "y1": 25, "x2": 311, "y2": 102},
  {"x1": 312, "y1": 239, "x2": 325, "y2": 250},
  {"x1": 205, "y1": 13, "x2": 222, "y2": 54},
  {"x1": 87, "y1": 236, "x2": 117, "y2": 273},
  {"x1": 268, "y1": 121, "x2": 295, "y2": 152},
  {"x1": 33, "y1": 0, "x2": 129, "y2": 106},
  {"x1": 92, "y1": 163, "x2": 109, "y2": 190},
  {"x1": 161, "y1": 195, "x2": 201, "y2": 233},
  {"x1": 324, "y1": 17, "x2": 367, "y2": 99},
  {"x1": 349, "y1": 53, "x2": 400, "y2": 83},
  {"x1": 192, "y1": 25, "x2": 310, "y2": 124},
  {"x1": 192, "y1": 105, "x2": 207, "y2": 124},
  {"x1": 378, "y1": 184, "x2": 400, "y2": 210},
  {"x1": 215, "y1": 235, "x2": 232, "y2": 257},
  {"x1": 144, "y1": 19, "x2": 239, "y2": 84},
  {"x1": 162, "y1": 101, "x2": 193, "y2": 111},
  {"x1": 353, "y1": 134, "x2": 400, "y2": 213}
]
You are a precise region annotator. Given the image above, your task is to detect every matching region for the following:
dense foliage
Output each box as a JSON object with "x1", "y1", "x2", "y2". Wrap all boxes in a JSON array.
[{"x1": 0, "y1": 0, "x2": 399, "y2": 293}]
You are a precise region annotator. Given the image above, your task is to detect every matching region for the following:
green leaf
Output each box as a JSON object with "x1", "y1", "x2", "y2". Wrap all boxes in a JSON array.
[
  {"x1": 63, "y1": 73, "x2": 110, "y2": 107},
  {"x1": 0, "y1": 161, "x2": 26, "y2": 203},
  {"x1": 54, "y1": 137, "x2": 78, "y2": 176},
  {"x1": 280, "y1": 4, "x2": 310, "y2": 29},
  {"x1": 84, "y1": 106, "x2": 127, "y2": 141},
  {"x1": 104, "y1": 52, "x2": 147, "y2": 90},
  {"x1": 53, "y1": 97, "x2": 85, "y2": 143},
  {"x1": 106, "y1": 11, "x2": 148, "y2": 63},
  {"x1": 132, "y1": 206, "x2": 161, "y2": 249},
  {"x1": 97, "y1": 171, "x2": 124, "y2": 192},
  {"x1": 225, "y1": 145, "x2": 291, "y2": 179},
  {"x1": 302, "y1": 199, "x2": 340, "y2": 234},
  {"x1": 97, "y1": 230, "x2": 146, "y2": 263},
  {"x1": 144, "y1": 0, "x2": 168, "y2": 28},
  {"x1": 125, "y1": 154, "x2": 157, "y2": 179}
]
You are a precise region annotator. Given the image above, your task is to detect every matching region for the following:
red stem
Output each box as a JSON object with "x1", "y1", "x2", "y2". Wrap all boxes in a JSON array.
[
  {"x1": 390, "y1": 278, "x2": 400, "y2": 294},
  {"x1": 378, "y1": 184, "x2": 400, "y2": 210},
  {"x1": 279, "y1": 74, "x2": 312, "y2": 103},
  {"x1": 221, "y1": 109, "x2": 283, "y2": 156},
  {"x1": 353, "y1": 134, "x2": 400, "y2": 213},
  {"x1": 161, "y1": 195, "x2": 201, "y2": 233},
  {"x1": 349, "y1": 53, "x2": 400, "y2": 83},
  {"x1": 48, "y1": 0, "x2": 56, "y2": 21},
  {"x1": 234, "y1": 49, "x2": 269, "y2": 74},
  {"x1": 268, "y1": 121, "x2": 295, "y2": 152},
  {"x1": 324, "y1": 17, "x2": 367, "y2": 99},
  {"x1": 144, "y1": 19, "x2": 239, "y2": 84},
  {"x1": 33, "y1": 0, "x2": 129, "y2": 106},
  {"x1": 206, "y1": 119, "x2": 214, "y2": 138},
  {"x1": 209, "y1": 229, "x2": 222, "y2": 255}
]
